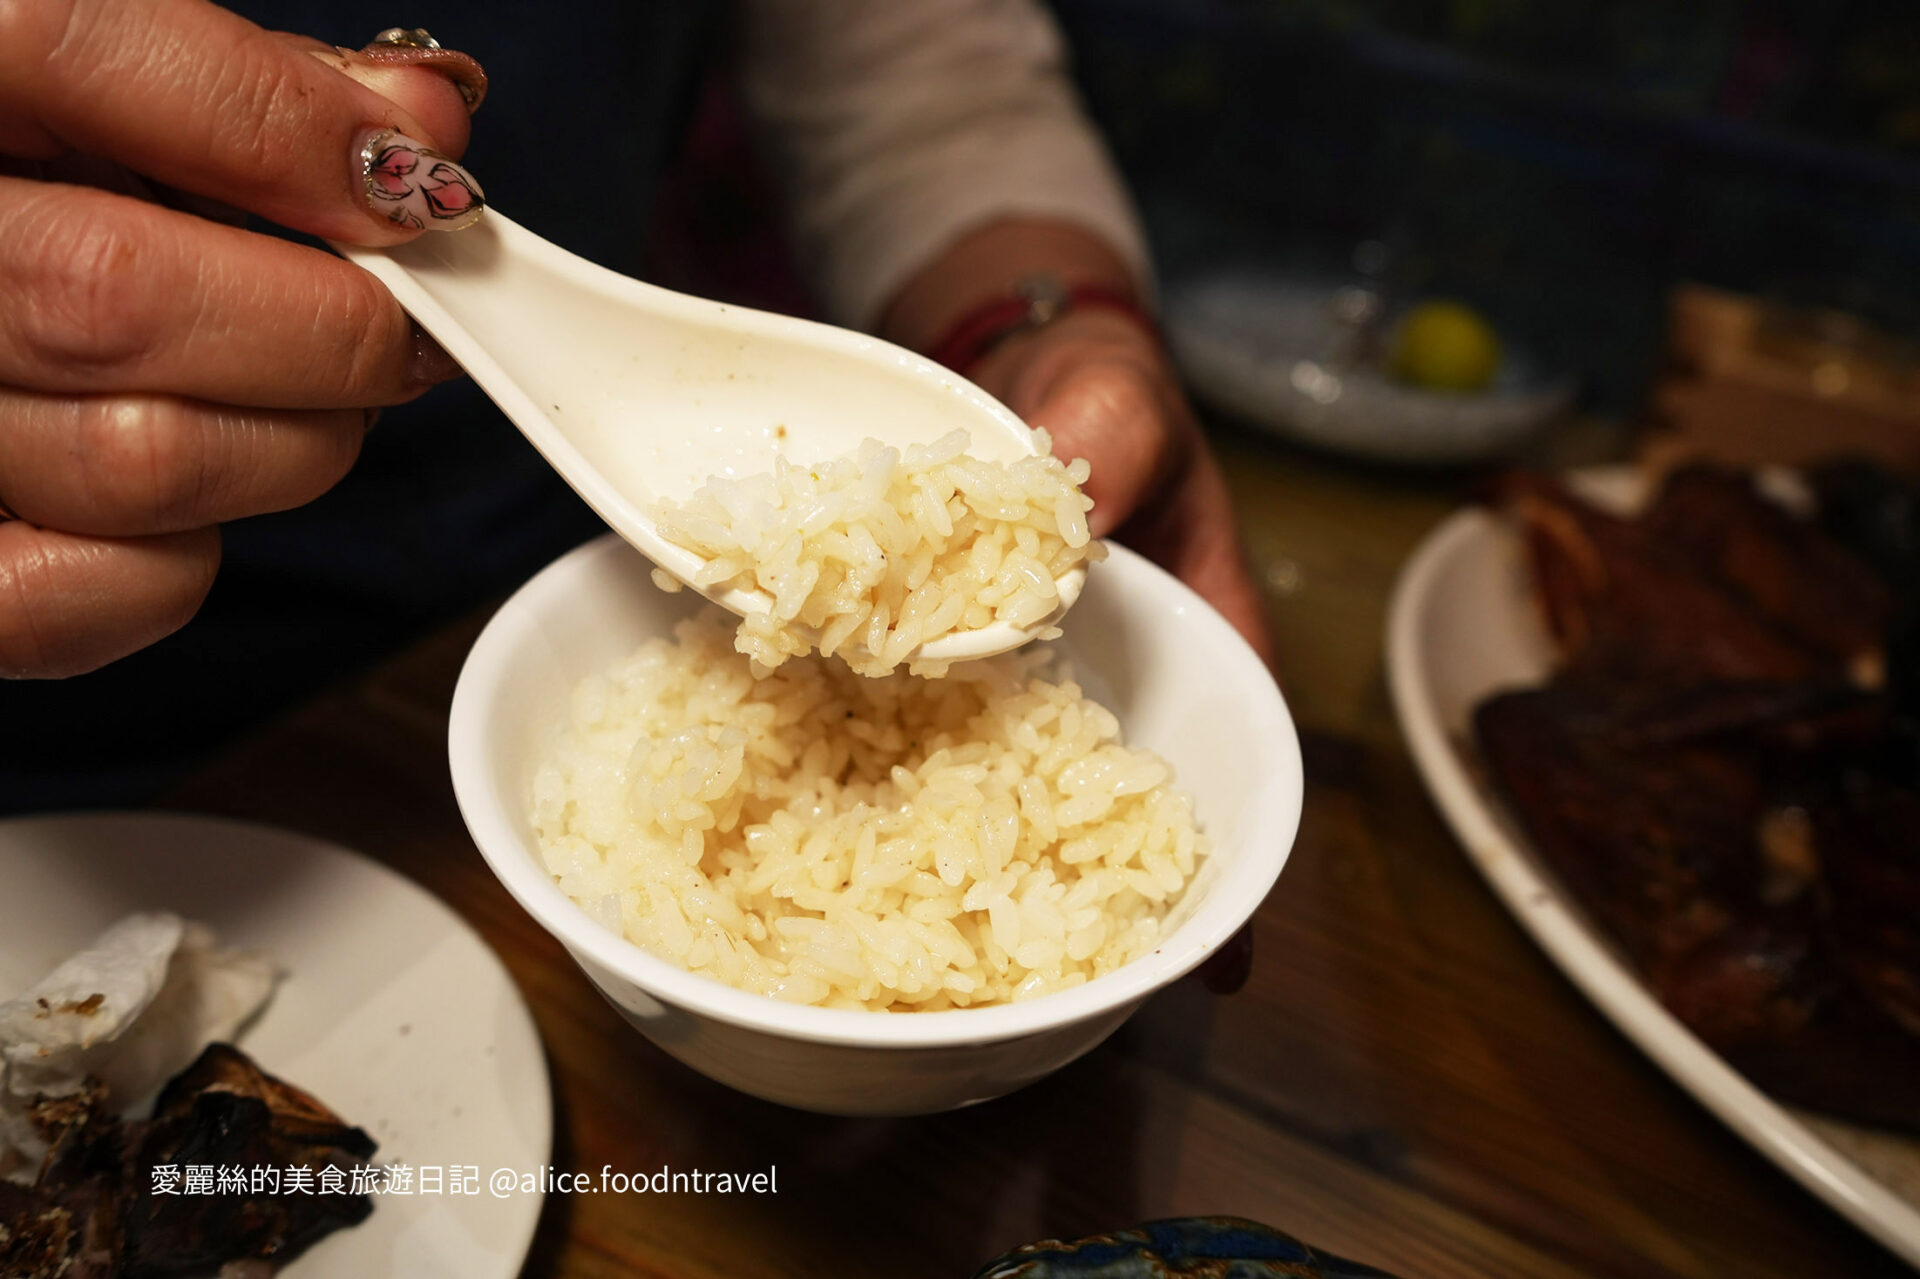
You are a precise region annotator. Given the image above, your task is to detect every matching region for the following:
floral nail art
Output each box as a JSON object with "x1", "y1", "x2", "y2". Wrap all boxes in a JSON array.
[{"x1": 358, "y1": 129, "x2": 484, "y2": 231}]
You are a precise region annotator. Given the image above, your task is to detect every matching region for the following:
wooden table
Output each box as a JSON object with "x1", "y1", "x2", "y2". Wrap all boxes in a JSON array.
[{"x1": 160, "y1": 424, "x2": 1912, "y2": 1279}]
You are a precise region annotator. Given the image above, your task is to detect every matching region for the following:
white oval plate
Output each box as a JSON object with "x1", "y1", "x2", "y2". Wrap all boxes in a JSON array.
[
  {"x1": 1385, "y1": 469, "x2": 1920, "y2": 1267},
  {"x1": 0, "y1": 812, "x2": 551, "y2": 1278}
]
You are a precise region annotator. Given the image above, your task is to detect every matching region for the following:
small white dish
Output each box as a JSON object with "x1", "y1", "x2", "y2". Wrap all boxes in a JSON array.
[
  {"x1": 338, "y1": 211, "x2": 1081, "y2": 663},
  {"x1": 1386, "y1": 469, "x2": 1920, "y2": 1267},
  {"x1": 1167, "y1": 271, "x2": 1574, "y2": 466},
  {"x1": 448, "y1": 534, "x2": 1301, "y2": 1116},
  {"x1": 0, "y1": 812, "x2": 551, "y2": 1279}
]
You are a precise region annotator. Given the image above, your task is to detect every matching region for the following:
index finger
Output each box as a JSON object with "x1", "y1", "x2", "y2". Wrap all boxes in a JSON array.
[{"x1": 0, "y1": 0, "x2": 483, "y2": 244}]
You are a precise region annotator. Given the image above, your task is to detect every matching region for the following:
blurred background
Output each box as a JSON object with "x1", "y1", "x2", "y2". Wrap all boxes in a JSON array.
[
  {"x1": 1053, "y1": 0, "x2": 1920, "y2": 439},
  {"x1": 661, "y1": 0, "x2": 1920, "y2": 473},
  {"x1": 1017, "y1": 0, "x2": 1920, "y2": 736}
]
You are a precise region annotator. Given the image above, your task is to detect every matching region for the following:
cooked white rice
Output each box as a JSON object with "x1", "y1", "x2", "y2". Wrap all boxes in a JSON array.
[
  {"x1": 648, "y1": 429, "x2": 1106, "y2": 677},
  {"x1": 530, "y1": 608, "x2": 1206, "y2": 1011}
]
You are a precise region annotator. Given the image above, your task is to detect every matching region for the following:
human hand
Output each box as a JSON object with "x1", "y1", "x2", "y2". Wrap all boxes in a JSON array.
[
  {"x1": 0, "y1": 1, "x2": 488, "y2": 678},
  {"x1": 970, "y1": 308, "x2": 1276, "y2": 667},
  {"x1": 972, "y1": 307, "x2": 1273, "y2": 996}
]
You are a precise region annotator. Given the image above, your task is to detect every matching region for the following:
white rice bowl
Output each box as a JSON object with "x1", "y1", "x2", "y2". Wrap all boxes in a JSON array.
[
  {"x1": 451, "y1": 533, "x2": 1300, "y2": 1113},
  {"x1": 530, "y1": 609, "x2": 1205, "y2": 1011}
]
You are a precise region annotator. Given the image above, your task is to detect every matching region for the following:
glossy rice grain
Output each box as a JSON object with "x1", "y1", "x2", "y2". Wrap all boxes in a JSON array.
[
  {"x1": 529, "y1": 609, "x2": 1206, "y2": 1011},
  {"x1": 648, "y1": 430, "x2": 1104, "y2": 677}
]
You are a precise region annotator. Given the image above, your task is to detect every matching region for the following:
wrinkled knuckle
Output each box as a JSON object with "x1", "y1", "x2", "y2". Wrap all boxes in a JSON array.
[
  {"x1": 0, "y1": 535, "x2": 60, "y2": 677},
  {"x1": 0, "y1": 0, "x2": 80, "y2": 84},
  {"x1": 80, "y1": 397, "x2": 211, "y2": 527},
  {"x1": 323, "y1": 269, "x2": 408, "y2": 399},
  {"x1": 219, "y1": 407, "x2": 360, "y2": 514},
  {"x1": 1093, "y1": 363, "x2": 1161, "y2": 424},
  {"x1": 10, "y1": 194, "x2": 166, "y2": 374},
  {"x1": 204, "y1": 43, "x2": 323, "y2": 192},
  {"x1": 1063, "y1": 362, "x2": 1168, "y2": 451},
  {"x1": 1051, "y1": 358, "x2": 1130, "y2": 409}
]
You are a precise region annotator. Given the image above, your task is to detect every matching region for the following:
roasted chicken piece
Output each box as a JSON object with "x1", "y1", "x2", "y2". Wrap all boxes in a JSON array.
[
  {"x1": 1488, "y1": 472, "x2": 1823, "y2": 685},
  {"x1": 1810, "y1": 458, "x2": 1920, "y2": 592},
  {"x1": 1476, "y1": 463, "x2": 1920, "y2": 1132},
  {"x1": 0, "y1": 1045, "x2": 375, "y2": 1279},
  {"x1": 1477, "y1": 681, "x2": 1920, "y2": 1130},
  {"x1": 1643, "y1": 464, "x2": 1890, "y2": 685},
  {"x1": 122, "y1": 1045, "x2": 376, "y2": 1278}
]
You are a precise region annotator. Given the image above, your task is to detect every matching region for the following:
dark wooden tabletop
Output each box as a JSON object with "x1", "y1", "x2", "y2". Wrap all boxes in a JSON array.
[{"x1": 161, "y1": 427, "x2": 1913, "y2": 1279}]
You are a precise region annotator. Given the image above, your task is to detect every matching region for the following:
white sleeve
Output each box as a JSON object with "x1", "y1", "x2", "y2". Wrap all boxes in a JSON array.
[{"x1": 735, "y1": 0, "x2": 1153, "y2": 330}]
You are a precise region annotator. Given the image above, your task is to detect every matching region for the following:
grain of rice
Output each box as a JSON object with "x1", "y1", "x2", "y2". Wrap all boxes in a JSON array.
[
  {"x1": 530, "y1": 608, "x2": 1206, "y2": 1011},
  {"x1": 649, "y1": 430, "x2": 1105, "y2": 677}
]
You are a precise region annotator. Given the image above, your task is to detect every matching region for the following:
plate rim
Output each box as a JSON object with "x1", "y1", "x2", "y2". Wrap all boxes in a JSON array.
[
  {"x1": 1384, "y1": 492, "x2": 1920, "y2": 1268},
  {"x1": 0, "y1": 809, "x2": 553, "y2": 1279}
]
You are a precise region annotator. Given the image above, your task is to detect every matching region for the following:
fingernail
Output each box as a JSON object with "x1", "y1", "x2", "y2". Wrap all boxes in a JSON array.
[
  {"x1": 408, "y1": 322, "x2": 464, "y2": 387},
  {"x1": 356, "y1": 29, "x2": 488, "y2": 112},
  {"x1": 356, "y1": 128, "x2": 485, "y2": 232}
]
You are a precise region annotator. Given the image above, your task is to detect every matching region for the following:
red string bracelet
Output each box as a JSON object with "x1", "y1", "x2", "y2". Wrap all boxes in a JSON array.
[{"x1": 925, "y1": 277, "x2": 1158, "y2": 375}]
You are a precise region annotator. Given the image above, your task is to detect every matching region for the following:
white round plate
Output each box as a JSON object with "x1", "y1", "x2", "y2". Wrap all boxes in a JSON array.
[
  {"x1": 0, "y1": 812, "x2": 551, "y2": 1279},
  {"x1": 1166, "y1": 271, "x2": 1574, "y2": 466},
  {"x1": 1385, "y1": 469, "x2": 1920, "y2": 1268}
]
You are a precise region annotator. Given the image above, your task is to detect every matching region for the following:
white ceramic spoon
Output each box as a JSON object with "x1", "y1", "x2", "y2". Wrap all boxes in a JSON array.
[{"x1": 335, "y1": 211, "x2": 1085, "y2": 663}]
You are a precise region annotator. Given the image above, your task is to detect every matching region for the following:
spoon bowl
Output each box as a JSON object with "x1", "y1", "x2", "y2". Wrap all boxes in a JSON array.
[{"x1": 336, "y1": 211, "x2": 1084, "y2": 662}]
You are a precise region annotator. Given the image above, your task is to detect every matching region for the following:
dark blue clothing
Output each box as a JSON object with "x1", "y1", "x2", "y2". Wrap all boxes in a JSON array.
[{"x1": 0, "y1": 4, "x2": 719, "y2": 807}]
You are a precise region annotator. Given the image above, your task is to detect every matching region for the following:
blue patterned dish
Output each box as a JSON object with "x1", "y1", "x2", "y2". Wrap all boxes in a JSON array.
[{"x1": 973, "y1": 1216, "x2": 1397, "y2": 1278}]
